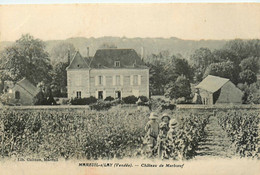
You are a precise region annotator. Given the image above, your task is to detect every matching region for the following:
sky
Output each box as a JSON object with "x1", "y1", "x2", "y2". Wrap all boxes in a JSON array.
[{"x1": 0, "y1": 3, "x2": 260, "y2": 41}]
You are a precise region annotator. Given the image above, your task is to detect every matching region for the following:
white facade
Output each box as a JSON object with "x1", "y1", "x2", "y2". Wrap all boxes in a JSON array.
[{"x1": 67, "y1": 68, "x2": 149, "y2": 99}]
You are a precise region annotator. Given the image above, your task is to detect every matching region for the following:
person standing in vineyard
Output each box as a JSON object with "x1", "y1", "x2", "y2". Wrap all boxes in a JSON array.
[
  {"x1": 143, "y1": 112, "x2": 159, "y2": 157},
  {"x1": 165, "y1": 118, "x2": 179, "y2": 159},
  {"x1": 156, "y1": 113, "x2": 170, "y2": 159}
]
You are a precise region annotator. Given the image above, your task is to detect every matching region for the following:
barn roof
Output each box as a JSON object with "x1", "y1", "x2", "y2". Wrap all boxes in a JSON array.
[
  {"x1": 15, "y1": 78, "x2": 39, "y2": 97},
  {"x1": 195, "y1": 75, "x2": 230, "y2": 93}
]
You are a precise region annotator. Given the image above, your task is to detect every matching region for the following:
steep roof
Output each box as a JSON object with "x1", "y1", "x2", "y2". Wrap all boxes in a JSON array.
[
  {"x1": 195, "y1": 75, "x2": 230, "y2": 93},
  {"x1": 67, "y1": 51, "x2": 90, "y2": 70},
  {"x1": 15, "y1": 78, "x2": 39, "y2": 97}
]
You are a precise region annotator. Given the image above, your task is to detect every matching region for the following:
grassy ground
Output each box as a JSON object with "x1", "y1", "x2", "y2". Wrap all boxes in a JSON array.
[{"x1": 195, "y1": 115, "x2": 237, "y2": 159}]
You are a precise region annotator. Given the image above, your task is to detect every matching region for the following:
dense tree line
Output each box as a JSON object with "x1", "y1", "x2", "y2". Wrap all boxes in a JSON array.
[
  {"x1": 0, "y1": 34, "x2": 259, "y2": 104},
  {"x1": 146, "y1": 39, "x2": 260, "y2": 104}
]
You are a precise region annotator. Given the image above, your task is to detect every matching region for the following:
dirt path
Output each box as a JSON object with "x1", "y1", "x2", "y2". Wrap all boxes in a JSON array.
[{"x1": 195, "y1": 115, "x2": 237, "y2": 159}]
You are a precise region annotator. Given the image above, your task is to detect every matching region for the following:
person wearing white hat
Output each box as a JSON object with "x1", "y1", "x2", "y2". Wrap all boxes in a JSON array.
[
  {"x1": 156, "y1": 113, "x2": 171, "y2": 159},
  {"x1": 144, "y1": 112, "x2": 159, "y2": 156},
  {"x1": 167, "y1": 118, "x2": 178, "y2": 144}
]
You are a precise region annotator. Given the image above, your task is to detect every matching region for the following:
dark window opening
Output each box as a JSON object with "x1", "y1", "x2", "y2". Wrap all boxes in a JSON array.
[
  {"x1": 76, "y1": 91, "x2": 81, "y2": 98},
  {"x1": 115, "y1": 61, "x2": 120, "y2": 67},
  {"x1": 213, "y1": 88, "x2": 221, "y2": 104},
  {"x1": 99, "y1": 76, "x2": 103, "y2": 85},
  {"x1": 15, "y1": 91, "x2": 20, "y2": 99},
  {"x1": 98, "y1": 91, "x2": 103, "y2": 99},
  {"x1": 115, "y1": 91, "x2": 121, "y2": 99}
]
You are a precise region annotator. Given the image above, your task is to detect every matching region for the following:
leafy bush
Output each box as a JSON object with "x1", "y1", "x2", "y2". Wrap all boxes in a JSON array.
[
  {"x1": 34, "y1": 91, "x2": 57, "y2": 105},
  {"x1": 90, "y1": 100, "x2": 112, "y2": 111},
  {"x1": 175, "y1": 97, "x2": 192, "y2": 104},
  {"x1": 122, "y1": 95, "x2": 138, "y2": 104},
  {"x1": 60, "y1": 98, "x2": 70, "y2": 105},
  {"x1": 150, "y1": 98, "x2": 175, "y2": 111},
  {"x1": 161, "y1": 103, "x2": 176, "y2": 110},
  {"x1": 70, "y1": 96, "x2": 97, "y2": 105},
  {"x1": 104, "y1": 96, "x2": 115, "y2": 101},
  {"x1": 138, "y1": 96, "x2": 149, "y2": 102}
]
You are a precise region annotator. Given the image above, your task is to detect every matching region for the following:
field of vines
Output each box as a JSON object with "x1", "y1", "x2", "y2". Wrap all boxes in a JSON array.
[
  {"x1": 158, "y1": 112, "x2": 210, "y2": 160},
  {"x1": 217, "y1": 110, "x2": 260, "y2": 158},
  {"x1": 0, "y1": 107, "x2": 212, "y2": 160}
]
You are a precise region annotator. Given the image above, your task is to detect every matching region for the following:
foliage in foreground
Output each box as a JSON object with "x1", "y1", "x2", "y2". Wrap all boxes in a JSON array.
[
  {"x1": 142, "y1": 111, "x2": 210, "y2": 160},
  {"x1": 217, "y1": 110, "x2": 259, "y2": 158},
  {"x1": 0, "y1": 108, "x2": 148, "y2": 159}
]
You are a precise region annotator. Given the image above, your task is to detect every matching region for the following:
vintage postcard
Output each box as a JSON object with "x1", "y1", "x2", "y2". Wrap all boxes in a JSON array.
[{"x1": 0, "y1": 3, "x2": 259, "y2": 175}]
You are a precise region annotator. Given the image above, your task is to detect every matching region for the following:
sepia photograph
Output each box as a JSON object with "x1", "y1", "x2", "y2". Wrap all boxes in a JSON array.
[{"x1": 0, "y1": 2, "x2": 259, "y2": 175}]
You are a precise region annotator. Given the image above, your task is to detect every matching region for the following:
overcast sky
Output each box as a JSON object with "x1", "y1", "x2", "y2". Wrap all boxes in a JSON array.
[{"x1": 0, "y1": 3, "x2": 260, "y2": 41}]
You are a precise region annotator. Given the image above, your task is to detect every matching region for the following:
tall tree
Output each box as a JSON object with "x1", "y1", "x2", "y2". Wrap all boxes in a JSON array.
[
  {"x1": 190, "y1": 48, "x2": 213, "y2": 82},
  {"x1": 240, "y1": 56, "x2": 259, "y2": 74},
  {"x1": 147, "y1": 61, "x2": 168, "y2": 95},
  {"x1": 239, "y1": 70, "x2": 257, "y2": 85},
  {"x1": 203, "y1": 61, "x2": 239, "y2": 84},
  {"x1": 224, "y1": 39, "x2": 260, "y2": 60},
  {"x1": 49, "y1": 42, "x2": 76, "y2": 65},
  {"x1": 212, "y1": 49, "x2": 241, "y2": 65},
  {"x1": 0, "y1": 34, "x2": 52, "y2": 85},
  {"x1": 51, "y1": 61, "x2": 69, "y2": 97},
  {"x1": 164, "y1": 75, "x2": 191, "y2": 101},
  {"x1": 169, "y1": 55, "x2": 194, "y2": 82}
]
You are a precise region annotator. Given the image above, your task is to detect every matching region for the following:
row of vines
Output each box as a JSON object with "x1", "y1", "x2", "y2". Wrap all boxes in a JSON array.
[
  {"x1": 217, "y1": 110, "x2": 259, "y2": 158},
  {"x1": 152, "y1": 112, "x2": 210, "y2": 160},
  {"x1": 0, "y1": 108, "x2": 212, "y2": 160},
  {"x1": 0, "y1": 108, "x2": 257, "y2": 160},
  {"x1": 0, "y1": 108, "x2": 147, "y2": 159}
]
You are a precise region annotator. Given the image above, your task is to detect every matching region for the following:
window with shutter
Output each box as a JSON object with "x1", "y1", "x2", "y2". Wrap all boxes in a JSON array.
[
  {"x1": 133, "y1": 75, "x2": 138, "y2": 85},
  {"x1": 95, "y1": 76, "x2": 98, "y2": 86},
  {"x1": 103, "y1": 76, "x2": 106, "y2": 86},
  {"x1": 138, "y1": 75, "x2": 141, "y2": 85},
  {"x1": 120, "y1": 75, "x2": 123, "y2": 85},
  {"x1": 99, "y1": 76, "x2": 103, "y2": 85},
  {"x1": 113, "y1": 75, "x2": 116, "y2": 85},
  {"x1": 116, "y1": 75, "x2": 120, "y2": 85},
  {"x1": 130, "y1": 75, "x2": 133, "y2": 85}
]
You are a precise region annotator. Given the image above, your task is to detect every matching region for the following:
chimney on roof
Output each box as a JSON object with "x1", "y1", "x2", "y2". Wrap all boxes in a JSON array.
[
  {"x1": 67, "y1": 48, "x2": 71, "y2": 65},
  {"x1": 141, "y1": 47, "x2": 144, "y2": 61},
  {"x1": 87, "y1": 47, "x2": 90, "y2": 58}
]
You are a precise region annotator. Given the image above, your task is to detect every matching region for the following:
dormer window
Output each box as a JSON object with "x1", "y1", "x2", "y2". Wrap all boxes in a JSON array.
[{"x1": 115, "y1": 61, "x2": 120, "y2": 67}]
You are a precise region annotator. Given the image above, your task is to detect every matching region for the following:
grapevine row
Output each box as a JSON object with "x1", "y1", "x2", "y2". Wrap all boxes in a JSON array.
[{"x1": 217, "y1": 110, "x2": 259, "y2": 157}]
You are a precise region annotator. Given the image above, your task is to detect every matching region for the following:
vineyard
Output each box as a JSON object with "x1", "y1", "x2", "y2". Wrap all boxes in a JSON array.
[
  {"x1": 0, "y1": 107, "x2": 259, "y2": 160},
  {"x1": 217, "y1": 110, "x2": 259, "y2": 158}
]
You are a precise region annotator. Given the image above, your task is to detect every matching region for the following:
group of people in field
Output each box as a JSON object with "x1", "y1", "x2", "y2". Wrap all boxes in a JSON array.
[{"x1": 143, "y1": 112, "x2": 178, "y2": 159}]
